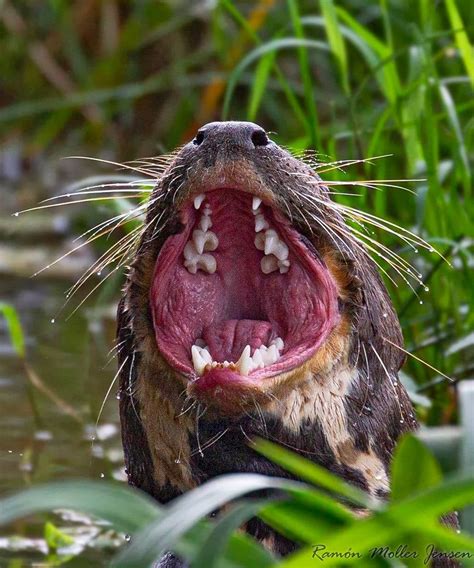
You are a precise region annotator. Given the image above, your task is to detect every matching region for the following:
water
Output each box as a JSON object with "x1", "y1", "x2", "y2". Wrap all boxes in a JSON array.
[{"x1": 0, "y1": 275, "x2": 124, "y2": 566}]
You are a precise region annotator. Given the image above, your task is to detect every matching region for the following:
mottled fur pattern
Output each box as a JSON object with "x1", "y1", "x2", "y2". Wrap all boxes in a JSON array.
[{"x1": 116, "y1": 122, "x2": 456, "y2": 567}]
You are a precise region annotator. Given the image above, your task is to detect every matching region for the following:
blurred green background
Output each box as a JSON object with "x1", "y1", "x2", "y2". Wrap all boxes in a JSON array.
[{"x1": 0, "y1": 0, "x2": 472, "y2": 565}]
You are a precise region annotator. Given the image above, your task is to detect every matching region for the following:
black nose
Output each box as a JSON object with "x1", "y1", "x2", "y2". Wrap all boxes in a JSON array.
[{"x1": 192, "y1": 121, "x2": 270, "y2": 150}]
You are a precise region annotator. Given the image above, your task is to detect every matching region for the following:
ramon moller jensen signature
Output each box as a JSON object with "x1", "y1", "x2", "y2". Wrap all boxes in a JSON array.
[{"x1": 311, "y1": 544, "x2": 473, "y2": 564}]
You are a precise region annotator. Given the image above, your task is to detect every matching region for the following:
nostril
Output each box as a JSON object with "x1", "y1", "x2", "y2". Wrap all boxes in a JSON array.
[
  {"x1": 251, "y1": 129, "x2": 269, "y2": 147},
  {"x1": 193, "y1": 130, "x2": 206, "y2": 146}
]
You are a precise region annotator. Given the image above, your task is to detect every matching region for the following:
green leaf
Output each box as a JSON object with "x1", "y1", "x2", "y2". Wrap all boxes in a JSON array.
[
  {"x1": 0, "y1": 302, "x2": 26, "y2": 358},
  {"x1": 391, "y1": 434, "x2": 443, "y2": 501},
  {"x1": 320, "y1": 0, "x2": 349, "y2": 94},
  {"x1": 444, "y1": 0, "x2": 474, "y2": 86},
  {"x1": 0, "y1": 481, "x2": 160, "y2": 534},
  {"x1": 254, "y1": 438, "x2": 372, "y2": 508},
  {"x1": 247, "y1": 50, "x2": 276, "y2": 121},
  {"x1": 44, "y1": 522, "x2": 74, "y2": 551},
  {"x1": 113, "y1": 473, "x2": 300, "y2": 567},
  {"x1": 191, "y1": 499, "x2": 272, "y2": 568},
  {"x1": 223, "y1": 37, "x2": 330, "y2": 121}
]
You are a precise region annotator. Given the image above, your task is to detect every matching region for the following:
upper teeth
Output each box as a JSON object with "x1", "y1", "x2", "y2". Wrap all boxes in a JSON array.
[
  {"x1": 185, "y1": 195, "x2": 291, "y2": 275},
  {"x1": 252, "y1": 197, "x2": 262, "y2": 211},
  {"x1": 194, "y1": 194, "x2": 206, "y2": 209},
  {"x1": 184, "y1": 200, "x2": 218, "y2": 274},
  {"x1": 254, "y1": 228, "x2": 290, "y2": 274},
  {"x1": 191, "y1": 338, "x2": 284, "y2": 377}
]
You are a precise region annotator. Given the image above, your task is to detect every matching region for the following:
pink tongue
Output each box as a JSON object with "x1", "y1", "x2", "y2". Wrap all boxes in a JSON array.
[{"x1": 203, "y1": 319, "x2": 273, "y2": 362}]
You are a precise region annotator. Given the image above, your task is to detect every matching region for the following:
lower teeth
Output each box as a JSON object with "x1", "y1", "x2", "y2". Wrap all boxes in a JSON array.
[{"x1": 191, "y1": 338, "x2": 284, "y2": 377}]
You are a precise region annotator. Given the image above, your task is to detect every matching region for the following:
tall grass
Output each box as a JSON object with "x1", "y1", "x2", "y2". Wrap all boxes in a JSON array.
[{"x1": 1, "y1": 2, "x2": 472, "y2": 415}]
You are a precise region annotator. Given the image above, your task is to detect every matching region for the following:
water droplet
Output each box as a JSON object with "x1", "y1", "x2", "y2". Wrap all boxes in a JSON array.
[
  {"x1": 13, "y1": 212, "x2": 19, "y2": 217},
  {"x1": 382, "y1": 312, "x2": 388, "y2": 318},
  {"x1": 8, "y1": 450, "x2": 12, "y2": 454},
  {"x1": 97, "y1": 271, "x2": 102, "y2": 276},
  {"x1": 414, "y1": 248, "x2": 419, "y2": 253},
  {"x1": 100, "y1": 473, "x2": 105, "y2": 478},
  {"x1": 407, "y1": 268, "x2": 412, "y2": 274},
  {"x1": 419, "y1": 300, "x2": 423, "y2": 305},
  {"x1": 50, "y1": 318, "x2": 55, "y2": 324},
  {"x1": 125, "y1": 534, "x2": 131, "y2": 542},
  {"x1": 424, "y1": 286, "x2": 429, "y2": 292},
  {"x1": 116, "y1": 391, "x2": 121, "y2": 400},
  {"x1": 400, "y1": 419, "x2": 404, "y2": 424},
  {"x1": 456, "y1": 529, "x2": 461, "y2": 534},
  {"x1": 174, "y1": 458, "x2": 181, "y2": 464},
  {"x1": 428, "y1": 247, "x2": 434, "y2": 253}
]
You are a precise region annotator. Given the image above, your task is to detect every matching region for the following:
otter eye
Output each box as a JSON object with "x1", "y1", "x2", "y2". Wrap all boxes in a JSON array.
[
  {"x1": 251, "y1": 129, "x2": 269, "y2": 147},
  {"x1": 193, "y1": 130, "x2": 206, "y2": 146}
]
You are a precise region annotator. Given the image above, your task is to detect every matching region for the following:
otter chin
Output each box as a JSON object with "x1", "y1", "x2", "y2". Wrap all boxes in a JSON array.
[
  {"x1": 116, "y1": 121, "x2": 456, "y2": 566},
  {"x1": 150, "y1": 186, "x2": 339, "y2": 408}
]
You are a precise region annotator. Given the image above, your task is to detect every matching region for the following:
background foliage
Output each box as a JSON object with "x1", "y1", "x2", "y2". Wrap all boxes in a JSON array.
[{"x1": 0, "y1": 0, "x2": 473, "y2": 566}]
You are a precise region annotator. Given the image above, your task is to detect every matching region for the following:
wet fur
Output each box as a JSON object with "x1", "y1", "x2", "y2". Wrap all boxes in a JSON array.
[{"x1": 116, "y1": 123, "x2": 456, "y2": 566}]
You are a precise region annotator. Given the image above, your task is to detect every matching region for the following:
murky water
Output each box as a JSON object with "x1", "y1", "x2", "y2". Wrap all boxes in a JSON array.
[{"x1": 0, "y1": 272, "x2": 125, "y2": 565}]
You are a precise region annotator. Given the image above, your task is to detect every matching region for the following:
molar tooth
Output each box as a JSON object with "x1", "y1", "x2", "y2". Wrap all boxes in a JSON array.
[
  {"x1": 278, "y1": 259, "x2": 290, "y2": 274},
  {"x1": 197, "y1": 254, "x2": 217, "y2": 274},
  {"x1": 261, "y1": 255, "x2": 279, "y2": 274},
  {"x1": 254, "y1": 233, "x2": 265, "y2": 251},
  {"x1": 263, "y1": 229, "x2": 278, "y2": 255},
  {"x1": 264, "y1": 229, "x2": 288, "y2": 260},
  {"x1": 252, "y1": 197, "x2": 262, "y2": 211},
  {"x1": 199, "y1": 215, "x2": 212, "y2": 231},
  {"x1": 194, "y1": 194, "x2": 205, "y2": 209},
  {"x1": 255, "y1": 214, "x2": 269, "y2": 232},
  {"x1": 270, "y1": 337, "x2": 284, "y2": 351},
  {"x1": 193, "y1": 229, "x2": 218, "y2": 254},
  {"x1": 236, "y1": 345, "x2": 252, "y2": 376},
  {"x1": 184, "y1": 241, "x2": 199, "y2": 260}
]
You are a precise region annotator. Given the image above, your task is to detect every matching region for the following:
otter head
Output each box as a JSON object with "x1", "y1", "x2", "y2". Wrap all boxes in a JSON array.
[{"x1": 118, "y1": 121, "x2": 416, "y2": 502}]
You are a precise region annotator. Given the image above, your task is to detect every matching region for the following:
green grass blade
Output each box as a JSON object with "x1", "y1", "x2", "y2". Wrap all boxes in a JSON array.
[
  {"x1": 444, "y1": 0, "x2": 474, "y2": 85},
  {"x1": 0, "y1": 302, "x2": 26, "y2": 358},
  {"x1": 191, "y1": 500, "x2": 272, "y2": 568},
  {"x1": 113, "y1": 473, "x2": 300, "y2": 567},
  {"x1": 255, "y1": 438, "x2": 372, "y2": 508},
  {"x1": 287, "y1": 0, "x2": 321, "y2": 149},
  {"x1": 320, "y1": 0, "x2": 349, "y2": 94},
  {"x1": 223, "y1": 38, "x2": 330, "y2": 120}
]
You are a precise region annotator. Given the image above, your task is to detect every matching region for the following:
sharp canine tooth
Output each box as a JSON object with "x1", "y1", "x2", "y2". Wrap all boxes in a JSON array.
[
  {"x1": 192, "y1": 345, "x2": 209, "y2": 376},
  {"x1": 194, "y1": 194, "x2": 205, "y2": 209},
  {"x1": 261, "y1": 255, "x2": 279, "y2": 274},
  {"x1": 255, "y1": 214, "x2": 269, "y2": 232},
  {"x1": 252, "y1": 197, "x2": 262, "y2": 211},
  {"x1": 236, "y1": 345, "x2": 252, "y2": 376}
]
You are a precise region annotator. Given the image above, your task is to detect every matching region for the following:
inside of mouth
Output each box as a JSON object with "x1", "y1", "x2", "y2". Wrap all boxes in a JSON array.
[{"x1": 150, "y1": 188, "x2": 338, "y2": 380}]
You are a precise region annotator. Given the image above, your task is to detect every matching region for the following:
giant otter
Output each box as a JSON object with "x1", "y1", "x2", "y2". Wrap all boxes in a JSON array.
[{"x1": 116, "y1": 121, "x2": 454, "y2": 566}]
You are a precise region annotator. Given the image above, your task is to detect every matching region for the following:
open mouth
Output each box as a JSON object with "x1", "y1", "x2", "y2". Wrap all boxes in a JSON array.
[{"x1": 150, "y1": 188, "x2": 339, "y2": 389}]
